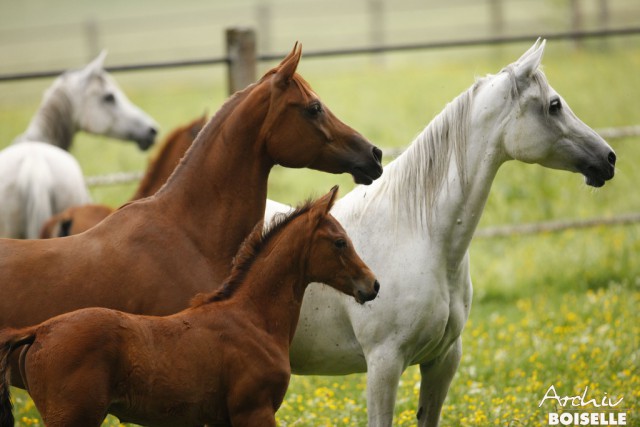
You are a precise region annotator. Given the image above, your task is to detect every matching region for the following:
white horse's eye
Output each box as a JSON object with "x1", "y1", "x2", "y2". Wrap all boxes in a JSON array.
[
  {"x1": 549, "y1": 98, "x2": 562, "y2": 115},
  {"x1": 102, "y1": 93, "x2": 116, "y2": 104}
]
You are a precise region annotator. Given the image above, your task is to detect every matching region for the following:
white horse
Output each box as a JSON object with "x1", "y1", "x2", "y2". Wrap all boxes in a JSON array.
[
  {"x1": 266, "y1": 40, "x2": 616, "y2": 426},
  {"x1": 0, "y1": 51, "x2": 158, "y2": 239}
]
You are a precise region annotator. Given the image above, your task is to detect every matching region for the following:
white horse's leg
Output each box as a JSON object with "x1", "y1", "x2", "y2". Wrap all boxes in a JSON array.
[
  {"x1": 417, "y1": 338, "x2": 462, "y2": 427},
  {"x1": 365, "y1": 348, "x2": 405, "y2": 427}
]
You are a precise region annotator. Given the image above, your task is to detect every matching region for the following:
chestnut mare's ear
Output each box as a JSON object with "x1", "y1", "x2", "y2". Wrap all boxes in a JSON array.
[
  {"x1": 310, "y1": 185, "x2": 339, "y2": 224},
  {"x1": 273, "y1": 42, "x2": 302, "y2": 89}
]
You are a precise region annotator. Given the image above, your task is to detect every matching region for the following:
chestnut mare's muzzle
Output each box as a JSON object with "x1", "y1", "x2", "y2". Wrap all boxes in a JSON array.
[{"x1": 352, "y1": 146, "x2": 384, "y2": 185}]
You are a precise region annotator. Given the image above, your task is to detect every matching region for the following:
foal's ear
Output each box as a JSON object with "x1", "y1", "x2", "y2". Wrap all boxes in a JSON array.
[
  {"x1": 273, "y1": 42, "x2": 302, "y2": 88},
  {"x1": 312, "y1": 185, "x2": 339, "y2": 221},
  {"x1": 514, "y1": 38, "x2": 546, "y2": 80}
]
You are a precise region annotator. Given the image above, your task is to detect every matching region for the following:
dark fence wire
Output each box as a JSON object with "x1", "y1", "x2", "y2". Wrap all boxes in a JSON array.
[
  {"x1": 4, "y1": 26, "x2": 640, "y2": 237},
  {"x1": 1, "y1": 26, "x2": 639, "y2": 82}
]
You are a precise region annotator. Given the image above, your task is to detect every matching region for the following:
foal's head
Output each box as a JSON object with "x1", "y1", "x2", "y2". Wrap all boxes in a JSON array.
[
  {"x1": 304, "y1": 187, "x2": 379, "y2": 303},
  {"x1": 62, "y1": 51, "x2": 158, "y2": 150},
  {"x1": 257, "y1": 43, "x2": 383, "y2": 185}
]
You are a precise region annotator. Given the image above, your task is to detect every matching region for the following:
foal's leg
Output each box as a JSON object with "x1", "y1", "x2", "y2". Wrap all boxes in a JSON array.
[
  {"x1": 417, "y1": 338, "x2": 462, "y2": 427},
  {"x1": 30, "y1": 371, "x2": 110, "y2": 427},
  {"x1": 365, "y1": 347, "x2": 405, "y2": 427},
  {"x1": 37, "y1": 394, "x2": 108, "y2": 427}
]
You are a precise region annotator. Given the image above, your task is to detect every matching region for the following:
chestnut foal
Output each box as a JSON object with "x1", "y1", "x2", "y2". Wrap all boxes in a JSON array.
[{"x1": 0, "y1": 187, "x2": 379, "y2": 427}]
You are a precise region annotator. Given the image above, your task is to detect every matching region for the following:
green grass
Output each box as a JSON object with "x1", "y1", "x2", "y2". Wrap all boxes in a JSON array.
[{"x1": 2, "y1": 43, "x2": 640, "y2": 425}]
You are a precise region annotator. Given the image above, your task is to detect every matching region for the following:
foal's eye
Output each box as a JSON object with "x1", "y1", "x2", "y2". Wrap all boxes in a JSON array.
[
  {"x1": 334, "y1": 239, "x2": 347, "y2": 249},
  {"x1": 307, "y1": 102, "x2": 323, "y2": 116},
  {"x1": 549, "y1": 98, "x2": 562, "y2": 115},
  {"x1": 102, "y1": 93, "x2": 116, "y2": 104}
]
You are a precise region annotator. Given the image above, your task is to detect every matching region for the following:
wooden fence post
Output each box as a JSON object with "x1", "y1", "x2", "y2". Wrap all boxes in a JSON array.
[
  {"x1": 84, "y1": 18, "x2": 100, "y2": 62},
  {"x1": 225, "y1": 28, "x2": 257, "y2": 96},
  {"x1": 256, "y1": 1, "x2": 272, "y2": 55},
  {"x1": 368, "y1": 0, "x2": 385, "y2": 66},
  {"x1": 570, "y1": 0, "x2": 583, "y2": 49},
  {"x1": 489, "y1": 0, "x2": 504, "y2": 37}
]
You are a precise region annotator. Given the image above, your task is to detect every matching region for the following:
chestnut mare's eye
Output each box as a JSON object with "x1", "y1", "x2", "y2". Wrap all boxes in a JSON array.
[
  {"x1": 334, "y1": 239, "x2": 347, "y2": 249},
  {"x1": 307, "y1": 102, "x2": 323, "y2": 117},
  {"x1": 102, "y1": 93, "x2": 116, "y2": 104},
  {"x1": 549, "y1": 98, "x2": 562, "y2": 115}
]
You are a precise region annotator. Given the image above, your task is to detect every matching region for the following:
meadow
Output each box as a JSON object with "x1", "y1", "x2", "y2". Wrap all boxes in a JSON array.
[{"x1": 1, "y1": 40, "x2": 639, "y2": 425}]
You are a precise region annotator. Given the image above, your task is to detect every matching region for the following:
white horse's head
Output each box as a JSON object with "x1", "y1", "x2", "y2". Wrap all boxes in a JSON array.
[
  {"x1": 64, "y1": 51, "x2": 158, "y2": 150},
  {"x1": 475, "y1": 40, "x2": 616, "y2": 187}
]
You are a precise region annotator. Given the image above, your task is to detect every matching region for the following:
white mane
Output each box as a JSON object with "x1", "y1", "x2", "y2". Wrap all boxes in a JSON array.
[{"x1": 354, "y1": 66, "x2": 551, "y2": 231}]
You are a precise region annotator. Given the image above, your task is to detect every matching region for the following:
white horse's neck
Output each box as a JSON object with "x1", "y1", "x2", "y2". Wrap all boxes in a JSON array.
[
  {"x1": 15, "y1": 79, "x2": 76, "y2": 150},
  {"x1": 360, "y1": 77, "x2": 508, "y2": 270}
]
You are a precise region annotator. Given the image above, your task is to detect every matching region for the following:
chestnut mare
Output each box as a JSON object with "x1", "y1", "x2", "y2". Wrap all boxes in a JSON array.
[
  {"x1": 39, "y1": 115, "x2": 207, "y2": 238},
  {"x1": 0, "y1": 187, "x2": 379, "y2": 427},
  {"x1": 0, "y1": 44, "x2": 383, "y2": 388}
]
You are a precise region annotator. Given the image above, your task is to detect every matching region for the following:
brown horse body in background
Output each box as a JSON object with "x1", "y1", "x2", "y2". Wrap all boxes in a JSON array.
[
  {"x1": 0, "y1": 44, "x2": 383, "y2": 389},
  {"x1": 39, "y1": 115, "x2": 207, "y2": 238},
  {"x1": 0, "y1": 188, "x2": 379, "y2": 427}
]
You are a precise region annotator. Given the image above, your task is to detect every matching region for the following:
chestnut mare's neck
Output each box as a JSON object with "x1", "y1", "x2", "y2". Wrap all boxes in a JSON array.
[
  {"x1": 130, "y1": 118, "x2": 203, "y2": 201},
  {"x1": 154, "y1": 83, "x2": 273, "y2": 279},
  {"x1": 192, "y1": 209, "x2": 314, "y2": 346}
]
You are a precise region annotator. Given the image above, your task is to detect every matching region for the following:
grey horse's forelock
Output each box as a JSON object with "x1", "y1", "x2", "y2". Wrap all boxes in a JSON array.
[
  {"x1": 356, "y1": 65, "x2": 550, "y2": 232},
  {"x1": 501, "y1": 64, "x2": 552, "y2": 117}
]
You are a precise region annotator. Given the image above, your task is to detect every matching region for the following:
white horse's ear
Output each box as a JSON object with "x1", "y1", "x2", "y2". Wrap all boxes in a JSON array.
[
  {"x1": 83, "y1": 50, "x2": 108, "y2": 77},
  {"x1": 514, "y1": 39, "x2": 546, "y2": 79}
]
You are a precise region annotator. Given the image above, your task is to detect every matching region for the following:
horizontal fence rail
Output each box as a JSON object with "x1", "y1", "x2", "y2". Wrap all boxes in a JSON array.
[
  {"x1": 85, "y1": 171, "x2": 144, "y2": 187},
  {"x1": 5, "y1": 26, "x2": 640, "y2": 238},
  {"x1": 379, "y1": 125, "x2": 640, "y2": 159},
  {"x1": 2, "y1": 26, "x2": 640, "y2": 82},
  {"x1": 475, "y1": 213, "x2": 640, "y2": 238},
  {"x1": 82, "y1": 124, "x2": 640, "y2": 188}
]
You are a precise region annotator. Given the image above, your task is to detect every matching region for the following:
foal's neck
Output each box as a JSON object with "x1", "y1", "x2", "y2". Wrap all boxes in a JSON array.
[
  {"x1": 15, "y1": 82, "x2": 76, "y2": 150},
  {"x1": 232, "y1": 233, "x2": 309, "y2": 345}
]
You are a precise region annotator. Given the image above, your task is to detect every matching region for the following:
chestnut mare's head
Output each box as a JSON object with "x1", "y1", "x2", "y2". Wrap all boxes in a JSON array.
[{"x1": 257, "y1": 43, "x2": 383, "y2": 184}]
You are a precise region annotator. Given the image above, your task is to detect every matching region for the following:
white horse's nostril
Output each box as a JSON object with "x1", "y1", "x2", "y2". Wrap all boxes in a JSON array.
[{"x1": 608, "y1": 151, "x2": 616, "y2": 166}]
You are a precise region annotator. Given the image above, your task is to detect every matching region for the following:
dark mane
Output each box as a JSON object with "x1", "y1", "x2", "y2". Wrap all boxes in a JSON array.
[{"x1": 190, "y1": 198, "x2": 315, "y2": 307}]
